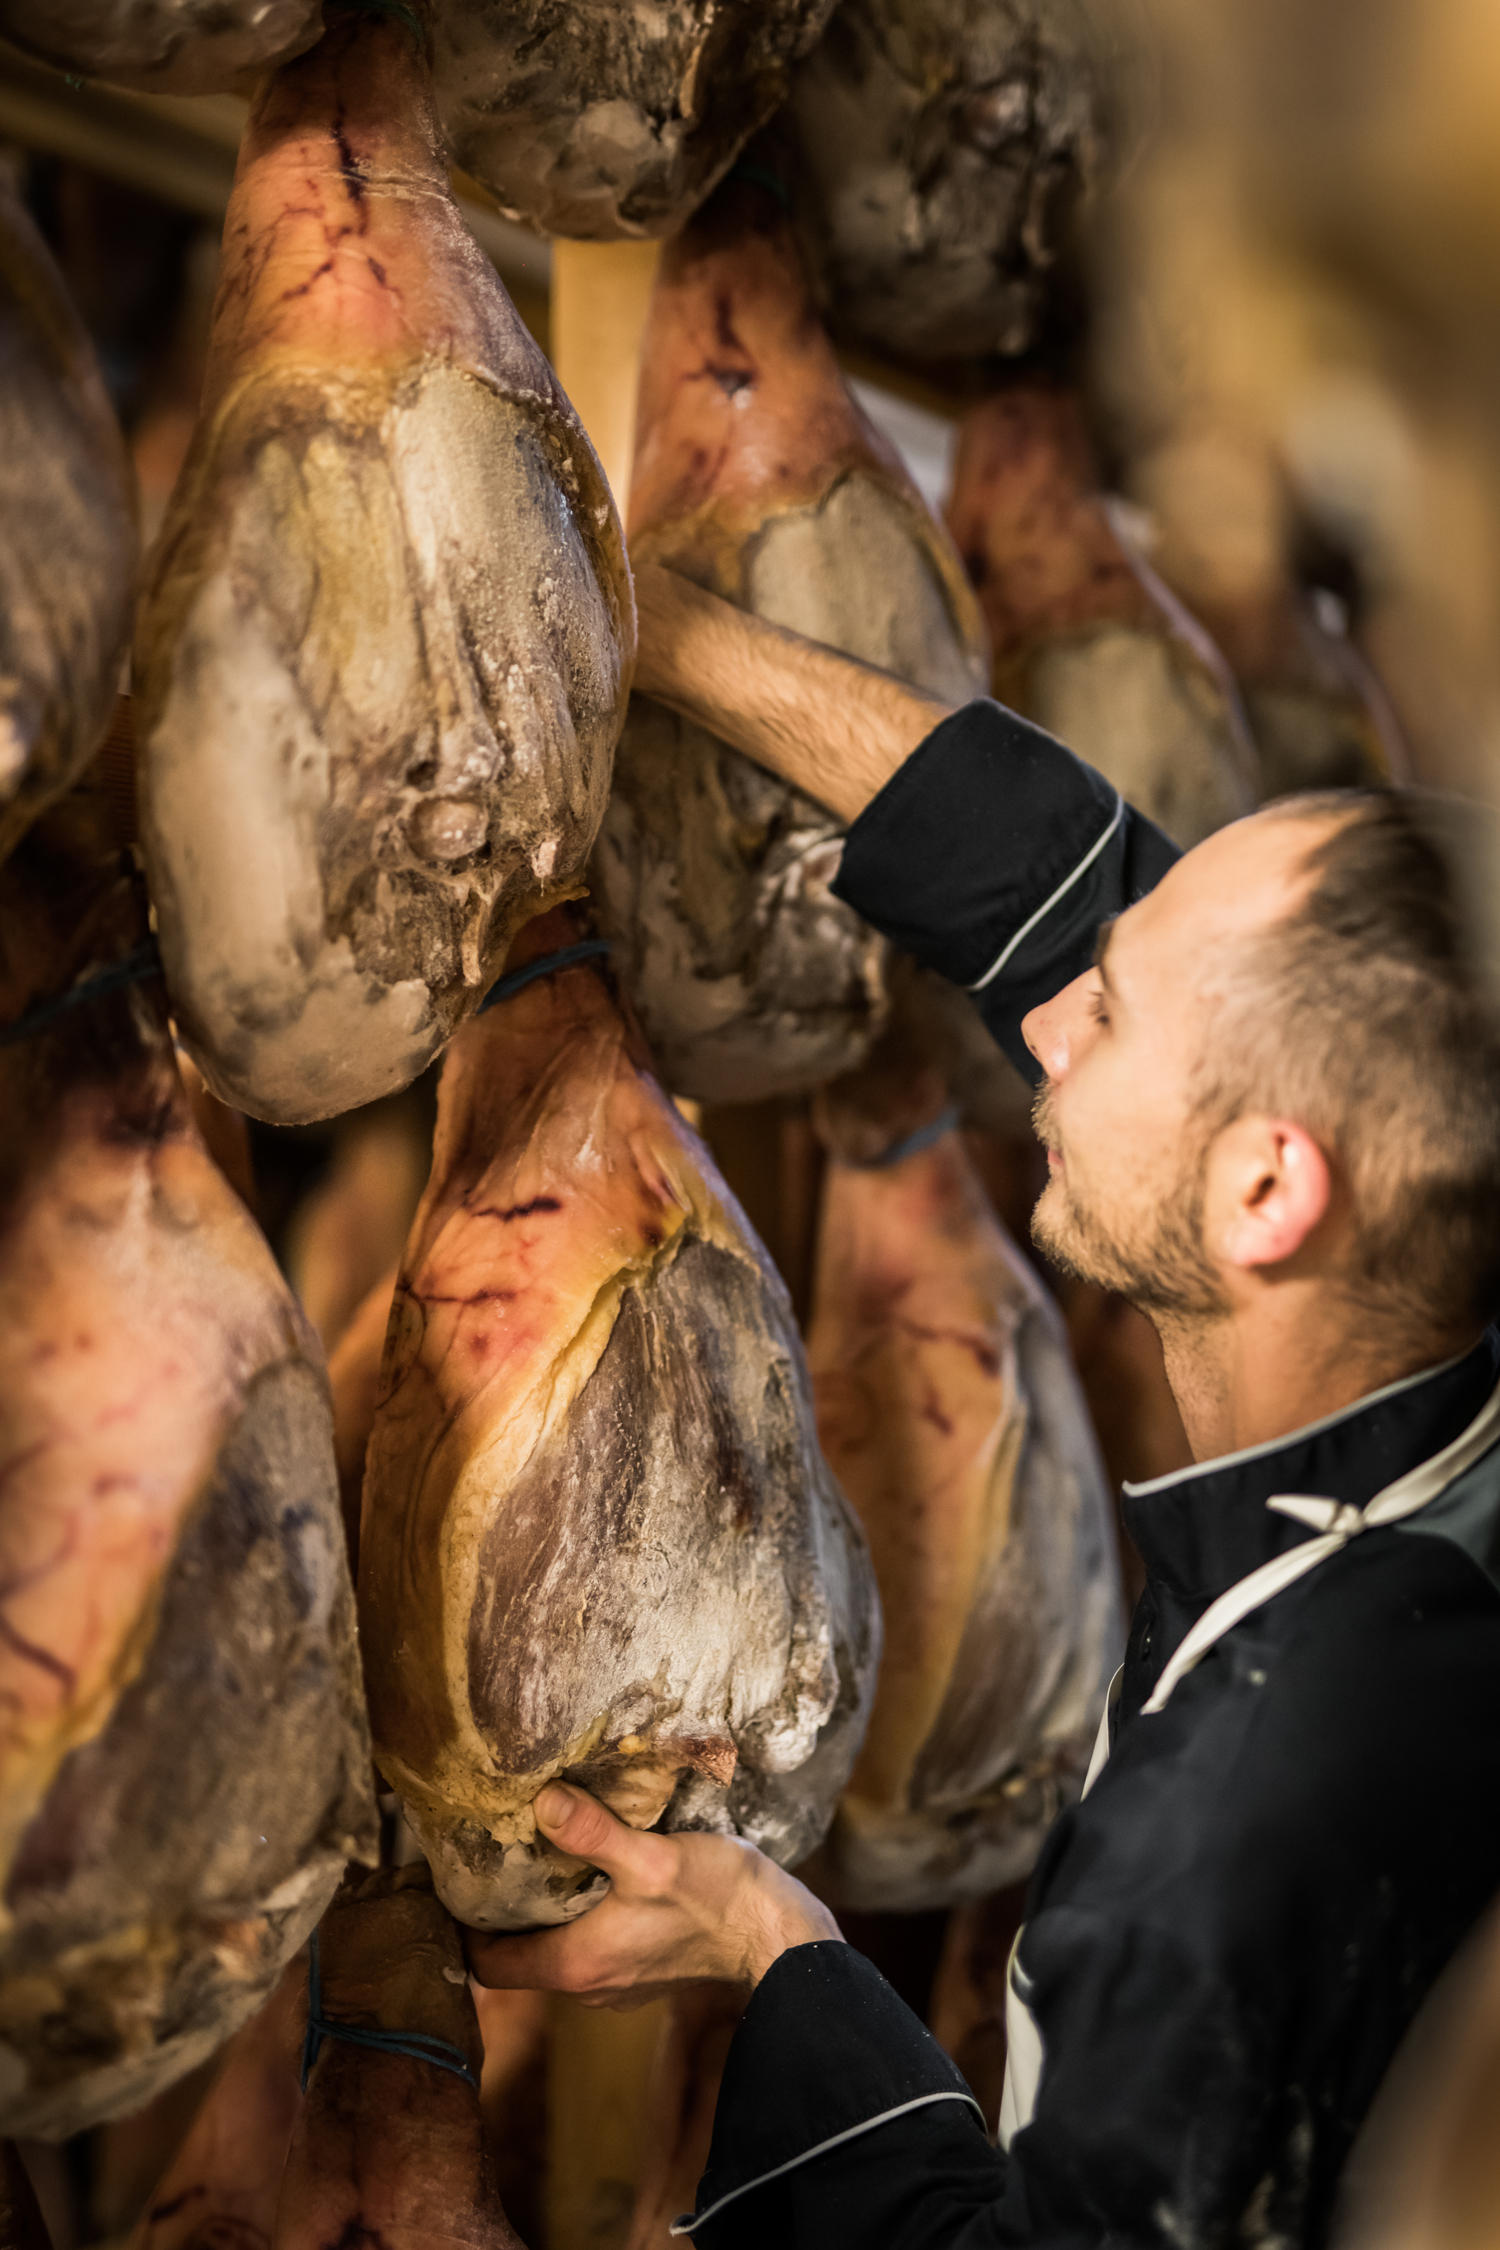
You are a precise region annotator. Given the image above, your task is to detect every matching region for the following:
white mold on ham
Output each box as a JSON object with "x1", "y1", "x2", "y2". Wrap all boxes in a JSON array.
[
  {"x1": 803, "y1": 1019, "x2": 1123, "y2": 1910},
  {"x1": 357, "y1": 909, "x2": 879, "y2": 1931},
  {"x1": 0, "y1": 0, "x2": 323, "y2": 95},
  {"x1": 0, "y1": 177, "x2": 136, "y2": 868},
  {"x1": 134, "y1": 10, "x2": 632, "y2": 1126},
  {"x1": 946, "y1": 385, "x2": 1259, "y2": 848},
  {"x1": 785, "y1": 0, "x2": 1145, "y2": 361},
  {"x1": 592, "y1": 175, "x2": 986, "y2": 1103},
  {"x1": 0, "y1": 781, "x2": 376, "y2": 2140},
  {"x1": 430, "y1": 0, "x2": 838, "y2": 241}
]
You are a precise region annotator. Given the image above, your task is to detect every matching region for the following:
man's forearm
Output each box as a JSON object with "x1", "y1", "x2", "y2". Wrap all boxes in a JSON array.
[{"x1": 631, "y1": 561, "x2": 956, "y2": 823}]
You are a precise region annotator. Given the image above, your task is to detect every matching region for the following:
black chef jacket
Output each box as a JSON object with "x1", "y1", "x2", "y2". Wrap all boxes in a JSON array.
[{"x1": 672, "y1": 701, "x2": 1500, "y2": 2249}]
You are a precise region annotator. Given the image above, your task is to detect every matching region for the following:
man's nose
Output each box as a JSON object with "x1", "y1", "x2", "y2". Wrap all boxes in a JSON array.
[{"x1": 1022, "y1": 973, "x2": 1094, "y2": 1080}]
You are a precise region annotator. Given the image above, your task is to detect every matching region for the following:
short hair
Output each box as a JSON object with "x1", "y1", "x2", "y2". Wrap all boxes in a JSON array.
[{"x1": 1196, "y1": 789, "x2": 1500, "y2": 1345}]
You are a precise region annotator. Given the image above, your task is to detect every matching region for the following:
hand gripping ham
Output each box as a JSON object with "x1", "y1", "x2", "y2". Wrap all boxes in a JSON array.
[
  {"x1": 804, "y1": 1018, "x2": 1123, "y2": 1910},
  {"x1": 357, "y1": 910, "x2": 879, "y2": 1929},
  {"x1": 431, "y1": 0, "x2": 839, "y2": 241},
  {"x1": 592, "y1": 172, "x2": 987, "y2": 1102},
  {"x1": 134, "y1": 8, "x2": 632, "y2": 1125},
  {"x1": 0, "y1": 780, "x2": 375, "y2": 2139},
  {"x1": 0, "y1": 177, "x2": 136, "y2": 868}
]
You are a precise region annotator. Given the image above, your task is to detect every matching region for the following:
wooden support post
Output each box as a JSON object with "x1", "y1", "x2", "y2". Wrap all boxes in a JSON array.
[{"x1": 549, "y1": 239, "x2": 662, "y2": 517}]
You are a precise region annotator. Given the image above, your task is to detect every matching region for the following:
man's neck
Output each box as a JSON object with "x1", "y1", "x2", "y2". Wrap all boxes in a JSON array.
[{"x1": 1154, "y1": 1294, "x2": 1481, "y2": 1464}]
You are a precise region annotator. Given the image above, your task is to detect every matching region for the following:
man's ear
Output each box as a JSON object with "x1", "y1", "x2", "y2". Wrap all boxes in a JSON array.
[{"x1": 1207, "y1": 1116, "x2": 1332, "y2": 1271}]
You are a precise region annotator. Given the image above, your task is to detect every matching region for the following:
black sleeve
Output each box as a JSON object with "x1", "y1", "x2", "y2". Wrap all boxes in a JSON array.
[
  {"x1": 678, "y1": 1941, "x2": 1005, "y2": 2249},
  {"x1": 831, "y1": 700, "x2": 1180, "y2": 1083},
  {"x1": 679, "y1": 1930, "x2": 1267, "y2": 2250}
]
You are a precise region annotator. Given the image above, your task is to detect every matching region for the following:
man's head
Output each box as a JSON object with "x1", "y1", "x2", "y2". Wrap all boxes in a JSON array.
[{"x1": 1024, "y1": 790, "x2": 1500, "y2": 1361}]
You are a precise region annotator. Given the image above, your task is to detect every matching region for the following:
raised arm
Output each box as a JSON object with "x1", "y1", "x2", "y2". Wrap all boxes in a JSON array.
[
  {"x1": 632, "y1": 559, "x2": 1182, "y2": 1083},
  {"x1": 632, "y1": 561, "x2": 956, "y2": 823}
]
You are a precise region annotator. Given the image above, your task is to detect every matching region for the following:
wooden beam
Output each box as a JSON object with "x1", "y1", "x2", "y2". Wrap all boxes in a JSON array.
[{"x1": 549, "y1": 237, "x2": 662, "y2": 515}]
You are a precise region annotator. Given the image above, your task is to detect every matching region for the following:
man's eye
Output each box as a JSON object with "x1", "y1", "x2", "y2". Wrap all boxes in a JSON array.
[{"x1": 1087, "y1": 991, "x2": 1110, "y2": 1026}]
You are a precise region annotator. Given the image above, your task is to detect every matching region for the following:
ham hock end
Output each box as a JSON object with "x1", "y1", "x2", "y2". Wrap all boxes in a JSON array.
[
  {"x1": 432, "y1": 0, "x2": 839, "y2": 241},
  {"x1": 358, "y1": 916, "x2": 880, "y2": 1930}
]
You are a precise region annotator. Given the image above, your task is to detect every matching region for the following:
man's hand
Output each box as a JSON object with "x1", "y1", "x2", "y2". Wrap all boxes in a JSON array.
[
  {"x1": 632, "y1": 561, "x2": 957, "y2": 824},
  {"x1": 463, "y1": 1783, "x2": 842, "y2": 2009}
]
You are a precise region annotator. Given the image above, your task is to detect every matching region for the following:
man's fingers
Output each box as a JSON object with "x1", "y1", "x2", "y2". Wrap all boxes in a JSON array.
[
  {"x1": 533, "y1": 1782, "x2": 673, "y2": 1886},
  {"x1": 464, "y1": 1921, "x2": 580, "y2": 1990}
]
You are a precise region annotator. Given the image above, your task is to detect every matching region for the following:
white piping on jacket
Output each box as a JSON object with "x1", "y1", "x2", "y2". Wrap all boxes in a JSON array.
[
  {"x1": 668, "y1": 2089, "x2": 987, "y2": 2235},
  {"x1": 995, "y1": 1384, "x2": 1500, "y2": 2151},
  {"x1": 1141, "y1": 1375, "x2": 1500, "y2": 1715},
  {"x1": 966, "y1": 792, "x2": 1124, "y2": 994},
  {"x1": 1122, "y1": 1346, "x2": 1474, "y2": 1499}
]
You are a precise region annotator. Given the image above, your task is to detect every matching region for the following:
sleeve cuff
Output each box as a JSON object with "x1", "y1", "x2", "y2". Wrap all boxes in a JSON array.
[
  {"x1": 676, "y1": 1942, "x2": 985, "y2": 2236},
  {"x1": 832, "y1": 700, "x2": 1122, "y2": 989},
  {"x1": 831, "y1": 700, "x2": 1179, "y2": 1084}
]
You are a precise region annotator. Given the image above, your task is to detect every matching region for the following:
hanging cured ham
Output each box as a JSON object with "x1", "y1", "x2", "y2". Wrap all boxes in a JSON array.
[
  {"x1": 803, "y1": 1016, "x2": 1122, "y2": 1910},
  {"x1": 945, "y1": 384, "x2": 1259, "y2": 848},
  {"x1": 357, "y1": 908, "x2": 879, "y2": 1930},
  {"x1": 278, "y1": 1867, "x2": 522, "y2": 2250},
  {"x1": 129, "y1": 1959, "x2": 304, "y2": 2250},
  {"x1": 593, "y1": 170, "x2": 987, "y2": 1102},
  {"x1": 1129, "y1": 436, "x2": 1409, "y2": 799},
  {"x1": 0, "y1": 0, "x2": 322, "y2": 94},
  {"x1": 134, "y1": 9, "x2": 632, "y2": 1126},
  {"x1": 785, "y1": 0, "x2": 1143, "y2": 361},
  {"x1": 431, "y1": 0, "x2": 838, "y2": 240},
  {"x1": 0, "y1": 177, "x2": 136, "y2": 868},
  {"x1": 0, "y1": 777, "x2": 375, "y2": 2140}
]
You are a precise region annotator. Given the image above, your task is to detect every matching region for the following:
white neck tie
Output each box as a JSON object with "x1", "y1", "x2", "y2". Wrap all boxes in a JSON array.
[{"x1": 1140, "y1": 1377, "x2": 1500, "y2": 1717}]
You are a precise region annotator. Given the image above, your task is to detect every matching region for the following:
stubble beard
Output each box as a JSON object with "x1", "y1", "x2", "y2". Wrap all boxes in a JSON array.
[{"x1": 1030, "y1": 1084, "x2": 1226, "y2": 1322}]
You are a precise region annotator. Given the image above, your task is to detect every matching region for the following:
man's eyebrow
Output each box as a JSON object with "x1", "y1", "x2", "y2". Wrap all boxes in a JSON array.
[{"x1": 1093, "y1": 918, "x2": 1119, "y2": 993}]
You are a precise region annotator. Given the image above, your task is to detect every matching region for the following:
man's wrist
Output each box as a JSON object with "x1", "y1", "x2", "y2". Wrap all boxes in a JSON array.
[{"x1": 736, "y1": 1890, "x2": 843, "y2": 1988}]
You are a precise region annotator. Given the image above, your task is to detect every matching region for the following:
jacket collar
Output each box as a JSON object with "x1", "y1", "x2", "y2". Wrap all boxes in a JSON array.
[{"x1": 1120, "y1": 1329, "x2": 1500, "y2": 1606}]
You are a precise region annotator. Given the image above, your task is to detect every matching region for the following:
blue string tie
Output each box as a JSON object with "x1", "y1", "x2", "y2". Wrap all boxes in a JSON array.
[
  {"x1": 300, "y1": 1926, "x2": 479, "y2": 2094},
  {"x1": 0, "y1": 939, "x2": 164, "y2": 1049},
  {"x1": 477, "y1": 938, "x2": 611, "y2": 1015},
  {"x1": 857, "y1": 1103, "x2": 963, "y2": 1170}
]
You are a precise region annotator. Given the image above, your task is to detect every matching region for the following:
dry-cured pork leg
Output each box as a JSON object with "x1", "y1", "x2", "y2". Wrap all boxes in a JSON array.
[
  {"x1": 785, "y1": 0, "x2": 1144, "y2": 361},
  {"x1": 945, "y1": 384, "x2": 1259, "y2": 848},
  {"x1": 0, "y1": 780, "x2": 375, "y2": 2140},
  {"x1": 328, "y1": 1268, "x2": 399, "y2": 1568},
  {"x1": 1208, "y1": 590, "x2": 1405, "y2": 800},
  {"x1": 276, "y1": 1866, "x2": 521, "y2": 2250},
  {"x1": 358, "y1": 908, "x2": 879, "y2": 1930},
  {"x1": 593, "y1": 172, "x2": 986, "y2": 1102},
  {"x1": 1126, "y1": 455, "x2": 1410, "y2": 799},
  {"x1": 129, "y1": 1959, "x2": 305, "y2": 2250},
  {"x1": 135, "y1": 8, "x2": 632, "y2": 1126},
  {"x1": 0, "y1": 0, "x2": 322, "y2": 95},
  {"x1": 431, "y1": 0, "x2": 837, "y2": 242},
  {"x1": 0, "y1": 177, "x2": 136, "y2": 868},
  {"x1": 804, "y1": 1024, "x2": 1122, "y2": 1910}
]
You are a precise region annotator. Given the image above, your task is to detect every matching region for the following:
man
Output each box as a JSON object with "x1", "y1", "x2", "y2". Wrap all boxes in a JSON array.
[{"x1": 466, "y1": 565, "x2": 1500, "y2": 2247}]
